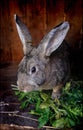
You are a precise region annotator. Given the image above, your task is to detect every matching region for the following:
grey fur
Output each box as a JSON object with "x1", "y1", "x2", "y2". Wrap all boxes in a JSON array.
[{"x1": 14, "y1": 14, "x2": 70, "y2": 98}]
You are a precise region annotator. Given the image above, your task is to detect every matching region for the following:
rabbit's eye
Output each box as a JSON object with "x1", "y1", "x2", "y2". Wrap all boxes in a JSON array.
[{"x1": 31, "y1": 66, "x2": 36, "y2": 74}]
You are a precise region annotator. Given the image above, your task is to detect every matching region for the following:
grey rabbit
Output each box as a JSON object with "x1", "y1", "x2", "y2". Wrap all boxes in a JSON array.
[{"x1": 14, "y1": 14, "x2": 70, "y2": 98}]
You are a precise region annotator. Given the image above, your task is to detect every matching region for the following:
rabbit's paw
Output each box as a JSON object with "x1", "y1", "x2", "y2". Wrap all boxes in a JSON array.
[
  {"x1": 51, "y1": 84, "x2": 63, "y2": 99},
  {"x1": 52, "y1": 91, "x2": 61, "y2": 99}
]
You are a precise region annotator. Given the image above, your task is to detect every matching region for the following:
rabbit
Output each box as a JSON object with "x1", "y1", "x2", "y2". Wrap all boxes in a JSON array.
[{"x1": 14, "y1": 14, "x2": 70, "y2": 98}]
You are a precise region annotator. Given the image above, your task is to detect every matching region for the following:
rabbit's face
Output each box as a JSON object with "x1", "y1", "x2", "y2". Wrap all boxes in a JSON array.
[{"x1": 17, "y1": 55, "x2": 46, "y2": 92}]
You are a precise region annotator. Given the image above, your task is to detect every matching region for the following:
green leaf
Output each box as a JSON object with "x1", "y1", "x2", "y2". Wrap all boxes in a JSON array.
[
  {"x1": 40, "y1": 102, "x2": 50, "y2": 109},
  {"x1": 30, "y1": 110, "x2": 40, "y2": 115},
  {"x1": 18, "y1": 92, "x2": 27, "y2": 100},
  {"x1": 64, "y1": 82, "x2": 71, "y2": 92},
  {"x1": 68, "y1": 118, "x2": 76, "y2": 127},
  {"x1": 15, "y1": 90, "x2": 21, "y2": 96},
  {"x1": 20, "y1": 100, "x2": 29, "y2": 109},
  {"x1": 40, "y1": 92, "x2": 49, "y2": 101},
  {"x1": 36, "y1": 99, "x2": 41, "y2": 111},
  {"x1": 52, "y1": 118, "x2": 66, "y2": 129},
  {"x1": 38, "y1": 108, "x2": 50, "y2": 128}
]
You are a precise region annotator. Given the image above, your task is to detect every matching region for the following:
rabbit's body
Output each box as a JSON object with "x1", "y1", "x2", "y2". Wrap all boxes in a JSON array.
[{"x1": 14, "y1": 15, "x2": 70, "y2": 98}]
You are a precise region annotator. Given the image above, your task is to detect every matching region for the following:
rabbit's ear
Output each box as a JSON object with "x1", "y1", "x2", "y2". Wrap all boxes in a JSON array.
[
  {"x1": 14, "y1": 14, "x2": 33, "y2": 55},
  {"x1": 39, "y1": 22, "x2": 69, "y2": 57}
]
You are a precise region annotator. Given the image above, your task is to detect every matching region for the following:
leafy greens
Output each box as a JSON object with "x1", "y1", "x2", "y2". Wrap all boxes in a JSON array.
[{"x1": 12, "y1": 80, "x2": 83, "y2": 129}]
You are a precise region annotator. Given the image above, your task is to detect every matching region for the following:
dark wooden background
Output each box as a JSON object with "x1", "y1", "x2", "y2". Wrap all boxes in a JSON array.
[{"x1": 0, "y1": 0, "x2": 82, "y2": 63}]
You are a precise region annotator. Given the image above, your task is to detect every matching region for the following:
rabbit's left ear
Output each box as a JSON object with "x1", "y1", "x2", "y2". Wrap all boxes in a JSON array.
[
  {"x1": 14, "y1": 14, "x2": 33, "y2": 55},
  {"x1": 39, "y1": 22, "x2": 69, "y2": 57}
]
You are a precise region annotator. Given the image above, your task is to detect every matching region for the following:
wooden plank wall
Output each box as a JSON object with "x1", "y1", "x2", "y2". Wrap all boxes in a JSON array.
[{"x1": 0, "y1": 0, "x2": 82, "y2": 63}]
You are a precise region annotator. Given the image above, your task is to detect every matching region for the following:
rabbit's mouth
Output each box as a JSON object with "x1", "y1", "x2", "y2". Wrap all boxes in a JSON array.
[
  {"x1": 23, "y1": 85, "x2": 38, "y2": 92},
  {"x1": 17, "y1": 79, "x2": 40, "y2": 92}
]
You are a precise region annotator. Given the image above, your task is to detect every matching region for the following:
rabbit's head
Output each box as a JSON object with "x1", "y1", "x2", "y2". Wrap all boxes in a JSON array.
[{"x1": 14, "y1": 14, "x2": 70, "y2": 98}]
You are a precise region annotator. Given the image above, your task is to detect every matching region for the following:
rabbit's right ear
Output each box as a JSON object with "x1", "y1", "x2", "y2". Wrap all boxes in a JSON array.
[
  {"x1": 38, "y1": 22, "x2": 70, "y2": 57},
  {"x1": 14, "y1": 14, "x2": 33, "y2": 55}
]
